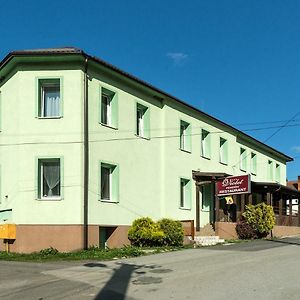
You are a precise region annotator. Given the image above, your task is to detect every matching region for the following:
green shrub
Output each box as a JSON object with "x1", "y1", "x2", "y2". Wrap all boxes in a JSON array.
[
  {"x1": 242, "y1": 203, "x2": 275, "y2": 238},
  {"x1": 128, "y1": 217, "x2": 165, "y2": 247},
  {"x1": 158, "y1": 218, "x2": 184, "y2": 246}
]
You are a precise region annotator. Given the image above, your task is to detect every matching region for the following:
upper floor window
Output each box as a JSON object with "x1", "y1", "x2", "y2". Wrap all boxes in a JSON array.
[
  {"x1": 180, "y1": 121, "x2": 191, "y2": 152},
  {"x1": 38, "y1": 79, "x2": 61, "y2": 118},
  {"x1": 240, "y1": 148, "x2": 247, "y2": 171},
  {"x1": 136, "y1": 103, "x2": 150, "y2": 139},
  {"x1": 100, "y1": 87, "x2": 118, "y2": 128},
  {"x1": 219, "y1": 137, "x2": 228, "y2": 164},
  {"x1": 275, "y1": 163, "x2": 280, "y2": 182},
  {"x1": 267, "y1": 160, "x2": 273, "y2": 181},
  {"x1": 38, "y1": 158, "x2": 61, "y2": 199},
  {"x1": 251, "y1": 152, "x2": 257, "y2": 175},
  {"x1": 201, "y1": 129, "x2": 210, "y2": 159}
]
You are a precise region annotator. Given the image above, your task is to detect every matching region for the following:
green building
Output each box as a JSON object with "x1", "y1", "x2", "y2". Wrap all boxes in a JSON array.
[{"x1": 0, "y1": 48, "x2": 296, "y2": 252}]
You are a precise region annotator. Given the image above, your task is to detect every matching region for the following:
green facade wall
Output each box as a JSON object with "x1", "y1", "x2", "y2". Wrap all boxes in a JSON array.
[{"x1": 0, "y1": 59, "x2": 288, "y2": 229}]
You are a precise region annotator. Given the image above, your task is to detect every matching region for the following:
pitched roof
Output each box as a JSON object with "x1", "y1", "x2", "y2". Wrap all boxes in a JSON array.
[{"x1": 0, "y1": 47, "x2": 293, "y2": 162}]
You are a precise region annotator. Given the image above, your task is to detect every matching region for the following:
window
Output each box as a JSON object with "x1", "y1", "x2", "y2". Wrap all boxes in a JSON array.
[
  {"x1": 180, "y1": 178, "x2": 191, "y2": 209},
  {"x1": 240, "y1": 148, "x2": 247, "y2": 171},
  {"x1": 100, "y1": 162, "x2": 119, "y2": 202},
  {"x1": 136, "y1": 103, "x2": 150, "y2": 139},
  {"x1": 38, "y1": 158, "x2": 61, "y2": 199},
  {"x1": 201, "y1": 129, "x2": 211, "y2": 159},
  {"x1": 180, "y1": 121, "x2": 191, "y2": 152},
  {"x1": 100, "y1": 87, "x2": 118, "y2": 128},
  {"x1": 267, "y1": 160, "x2": 273, "y2": 181},
  {"x1": 251, "y1": 152, "x2": 257, "y2": 175},
  {"x1": 275, "y1": 163, "x2": 280, "y2": 182},
  {"x1": 38, "y1": 79, "x2": 61, "y2": 118},
  {"x1": 219, "y1": 137, "x2": 228, "y2": 164}
]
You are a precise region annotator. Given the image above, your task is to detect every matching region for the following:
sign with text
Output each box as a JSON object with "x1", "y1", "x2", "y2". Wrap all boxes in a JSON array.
[{"x1": 216, "y1": 174, "x2": 251, "y2": 196}]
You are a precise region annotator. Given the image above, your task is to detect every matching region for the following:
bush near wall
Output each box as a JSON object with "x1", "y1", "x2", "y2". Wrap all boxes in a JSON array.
[
  {"x1": 158, "y1": 218, "x2": 184, "y2": 246},
  {"x1": 236, "y1": 203, "x2": 275, "y2": 239},
  {"x1": 128, "y1": 217, "x2": 184, "y2": 247}
]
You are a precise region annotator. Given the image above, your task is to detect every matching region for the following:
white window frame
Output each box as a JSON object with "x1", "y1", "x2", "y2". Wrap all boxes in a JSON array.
[
  {"x1": 251, "y1": 152, "x2": 257, "y2": 175},
  {"x1": 219, "y1": 137, "x2": 227, "y2": 164},
  {"x1": 201, "y1": 129, "x2": 210, "y2": 158},
  {"x1": 101, "y1": 93, "x2": 112, "y2": 126},
  {"x1": 136, "y1": 105, "x2": 147, "y2": 138},
  {"x1": 39, "y1": 79, "x2": 61, "y2": 118},
  {"x1": 268, "y1": 160, "x2": 274, "y2": 181},
  {"x1": 100, "y1": 162, "x2": 119, "y2": 202},
  {"x1": 180, "y1": 123, "x2": 186, "y2": 150},
  {"x1": 275, "y1": 163, "x2": 280, "y2": 182},
  {"x1": 101, "y1": 164, "x2": 112, "y2": 200},
  {"x1": 240, "y1": 148, "x2": 247, "y2": 171},
  {"x1": 180, "y1": 178, "x2": 191, "y2": 209},
  {"x1": 180, "y1": 121, "x2": 190, "y2": 151},
  {"x1": 39, "y1": 159, "x2": 61, "y2": 200}
]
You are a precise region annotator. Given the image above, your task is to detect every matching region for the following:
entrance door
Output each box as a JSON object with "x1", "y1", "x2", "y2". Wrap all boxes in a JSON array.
[{"x1": 200, "y1": 184, "x2": 214, "y2": 227}]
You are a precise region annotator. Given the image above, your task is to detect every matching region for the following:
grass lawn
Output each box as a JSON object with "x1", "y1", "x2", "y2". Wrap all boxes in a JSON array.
[{"x1": 0, "y1": 245, "x2": 189, "y2": 262}]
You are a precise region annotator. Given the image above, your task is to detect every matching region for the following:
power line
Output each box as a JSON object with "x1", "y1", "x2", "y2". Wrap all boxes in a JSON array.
[
  {"x1": 1, "y1": 122, "x2": 300, "y2": 146},
  {"x1": 264, "y1": 112, "x2": 300, "y2": 143},
  {"x1": 233, "y1": 118, "x2": 300, "y2": 127}
]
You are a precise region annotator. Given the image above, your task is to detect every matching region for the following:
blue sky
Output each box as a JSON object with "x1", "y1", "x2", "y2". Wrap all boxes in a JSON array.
[{"x1": 1, "y1": 0, "x2": 300, "y2": 179}]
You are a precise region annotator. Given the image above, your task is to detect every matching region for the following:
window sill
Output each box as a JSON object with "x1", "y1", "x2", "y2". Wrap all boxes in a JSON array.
[
  {"x1": 180, "y1": 148, "x2": 191, "y2": 154},
  {"x1": 201, "y1": 155, "x2": 211, "y2": 160},
  {"x1": 219, "y1": 161, "x2": 228, "y2": 166},
  {"x1": 251, "y1": 172, "x2": 257, "y2": 176},
  {"x1": 100, "y1": 199, "x2": 119, "y2": 203},
  {"x1": 240, "y1": 169, "x2": 247, "y2": 173},
  {"x1": 179, "y1": 207, "x2": 191, "y2": 211},
  {"x1": 135, "y1": 134, "x2": 150, "y2": 141},
  {"x1": 37, "y1": 116, "x2": 63, "y2": 119},
  {"x1": 37, "y1": 197, "x2": 63, "y2": 201},
  {"x1": 100, "y1": 123, "x2": 118, "y2": 130}
]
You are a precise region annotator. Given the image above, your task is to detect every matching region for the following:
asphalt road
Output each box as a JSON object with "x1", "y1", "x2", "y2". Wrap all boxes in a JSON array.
[{"x1": 0, "y1": 237, "x2": 299, "y2": 300}]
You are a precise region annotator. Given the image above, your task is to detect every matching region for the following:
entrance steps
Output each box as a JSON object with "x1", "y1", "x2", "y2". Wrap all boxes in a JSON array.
[
  {"x1": 193, "y1": 235, "x2": 225, "y2": 246},
  {"x1": 193, "y1": 224, "x2": 224, "y2": 246},
  {"x1": 196, "y1": 223, "x2": 215, "y2": 236}
]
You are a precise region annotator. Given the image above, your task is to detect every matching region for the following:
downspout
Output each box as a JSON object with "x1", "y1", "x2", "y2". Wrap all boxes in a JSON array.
[{"x1": 83, "y1": 57, "x2": 89, "y2": 250}]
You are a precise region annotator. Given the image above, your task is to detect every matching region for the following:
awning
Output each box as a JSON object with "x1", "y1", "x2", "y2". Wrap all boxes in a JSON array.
[{"x1": 252, "y1": 181, "x2": 300, "y2": 198}]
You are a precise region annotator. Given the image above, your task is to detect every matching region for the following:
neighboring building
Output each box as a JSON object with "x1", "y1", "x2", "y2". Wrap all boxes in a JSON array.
[
  {"x1": 0, "y1": 48, "x2": 298, "y2": 252},
  {"x1": 286, "y1": 176, "x2": 300, "y2": 215}
]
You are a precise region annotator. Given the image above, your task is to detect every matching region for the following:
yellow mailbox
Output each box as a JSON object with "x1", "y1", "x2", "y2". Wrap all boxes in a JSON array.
[{"x1": 0, "y1": 224, "x2": 16, "y2": 239}]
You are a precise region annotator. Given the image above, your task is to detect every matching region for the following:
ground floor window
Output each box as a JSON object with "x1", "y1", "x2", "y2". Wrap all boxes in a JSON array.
[
  {"x1": 100, "y1": 162, "x2": 119, "y2": 202},
  {"x1": 38, "y1": 158, "x2": 61, "y2": 199},
  {"x1": 180, "y1": 178, "x2": 191, "y2": 209}
]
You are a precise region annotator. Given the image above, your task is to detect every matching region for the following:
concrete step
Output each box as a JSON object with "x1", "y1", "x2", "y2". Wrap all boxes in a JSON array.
[{"x1": 193, "y1": 235, "x2": 225, "y2": 246}]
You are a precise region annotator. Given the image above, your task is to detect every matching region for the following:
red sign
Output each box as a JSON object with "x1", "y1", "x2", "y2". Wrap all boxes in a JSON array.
[{"x1": 216, "y1": 174, "x2": 251, "y2": 196}]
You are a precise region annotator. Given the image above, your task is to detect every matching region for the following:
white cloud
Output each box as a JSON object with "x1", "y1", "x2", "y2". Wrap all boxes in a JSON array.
[
  {"x1": 167, "y1": 52, "x2": 188, "y2": 65},
  {"x1": 292, "y1": 146, "x2": 300, "y2": 153}
]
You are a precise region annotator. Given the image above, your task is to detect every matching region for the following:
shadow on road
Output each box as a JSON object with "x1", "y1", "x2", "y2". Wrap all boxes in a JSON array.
[
  {"x1": 94, "y1": 263, "x2": 136, "y2": 300},
  {"x1": 87, "y1": 262, "x2": 168, "y2": 300}
]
